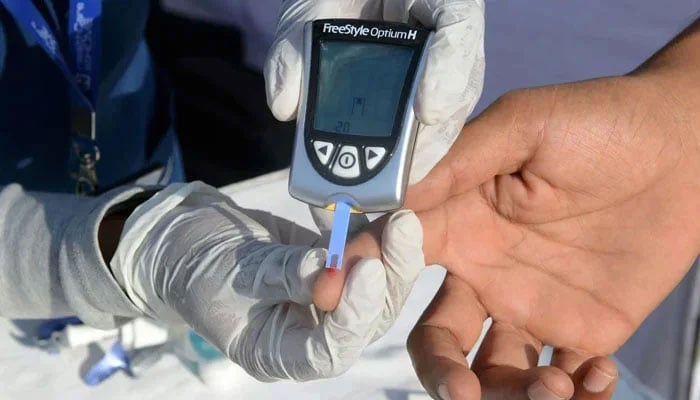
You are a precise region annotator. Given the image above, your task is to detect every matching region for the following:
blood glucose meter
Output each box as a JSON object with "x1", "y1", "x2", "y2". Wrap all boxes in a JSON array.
[
  {"x1": 289, "y1": 19, "x2": 432, "y2": 212},
  {"x1": 288, "y1": 19, "x2": 432, "y2": 269}
]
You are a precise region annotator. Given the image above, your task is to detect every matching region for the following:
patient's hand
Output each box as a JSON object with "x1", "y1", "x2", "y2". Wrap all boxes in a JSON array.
[
  {"x1": 315, "y1": 73, "x2": 700, "y2": 399},
  {"x1": 406, "y1": 74, "x2": 700, "y2": 399}
]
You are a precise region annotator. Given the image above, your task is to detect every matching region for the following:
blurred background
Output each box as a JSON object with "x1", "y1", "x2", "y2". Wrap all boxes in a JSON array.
[
  {"x1": 146, "y1": 0, "x2": 293, "y2": 187},
  {"x1": 145, "y1": 0, "x2": 698, "y2": 188}
]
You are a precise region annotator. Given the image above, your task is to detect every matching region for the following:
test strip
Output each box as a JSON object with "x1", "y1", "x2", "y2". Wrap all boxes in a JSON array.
[{"x1": 325, "y1": 200, "x2": 352, "y2": 269}]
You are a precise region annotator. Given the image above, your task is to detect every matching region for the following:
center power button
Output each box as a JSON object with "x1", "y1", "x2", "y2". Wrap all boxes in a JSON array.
[{"x1": 332, "y1": 146, "x2": 360, "y2": 178}]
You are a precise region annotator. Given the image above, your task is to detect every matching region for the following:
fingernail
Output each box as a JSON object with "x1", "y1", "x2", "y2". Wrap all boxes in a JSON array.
[
  {"x1": 583, "y1": 366, "x2": 616, "y2": 393},
  {"x1": 527, "y1": 381, "x2": 564, "y2": 400},
  {"x1": 437, "y1": 384, "x2": 451, "y2": 400}
]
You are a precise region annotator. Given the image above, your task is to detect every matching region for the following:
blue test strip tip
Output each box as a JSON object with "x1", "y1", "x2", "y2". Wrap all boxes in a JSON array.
[{"x1": 325, "y1": 201, "x2": 352, "y2": 270}]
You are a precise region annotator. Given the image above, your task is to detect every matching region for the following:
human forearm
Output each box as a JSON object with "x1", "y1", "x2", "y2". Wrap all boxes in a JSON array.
[
  {"x1": 634, "y1": 17, "x2": 700, "y2": 77},
  {"x1": 632, "y1": 18, "x2": 700, "y2": 136},
  {"x1": 632, "y1": 17, "x2": 700, "y2": 251}
]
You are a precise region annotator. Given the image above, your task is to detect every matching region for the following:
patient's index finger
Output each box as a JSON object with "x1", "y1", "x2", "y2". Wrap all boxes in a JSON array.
[{"x1": 313, "y1": 215, "x2": 387, "y2": 311}]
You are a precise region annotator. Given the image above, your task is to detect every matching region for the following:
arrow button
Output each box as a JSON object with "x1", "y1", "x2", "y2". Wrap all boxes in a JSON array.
[
  {"x1": 364, "y1": 146, "x2": 386, "y2": 170},
  {"x1": 313, "y1": 141, "x2": 334, "y2": 165}
]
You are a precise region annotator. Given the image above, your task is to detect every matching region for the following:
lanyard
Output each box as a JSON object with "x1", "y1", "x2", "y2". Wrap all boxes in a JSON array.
[{"x1": 1, "y1": 0, "x2": 102, "y2": 195}]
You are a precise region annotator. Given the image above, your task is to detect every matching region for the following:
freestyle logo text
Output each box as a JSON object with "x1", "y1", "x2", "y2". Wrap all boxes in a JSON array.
[{"x1": 322, "y1": 23, "x2": 418, "y2": 40}]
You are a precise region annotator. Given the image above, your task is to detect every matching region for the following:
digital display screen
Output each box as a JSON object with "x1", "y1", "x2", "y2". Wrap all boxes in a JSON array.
[{"x1": 313, "y1": 41, "x2": 413, "y2": 137}]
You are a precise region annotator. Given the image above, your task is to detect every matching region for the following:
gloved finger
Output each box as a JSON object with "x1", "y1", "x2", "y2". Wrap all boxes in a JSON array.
[
  {"x1": 406, "y1": 0, "x2": 487, "y2": 184},
  {"x1": 410, "y1": 0, "x2": 486, "y2": 125},
  {"x1": 551, "y1": 349, "x2": 618, "y2": 399},
  {"x1": 309, "y1": 205, "x2": 370, "y2": 248},
  {"x1": 238, "y1": 245, "x2": 325, "y2": 305},
  {"x1": 373, "y1": 210, "x2": 425, "y2": 337},
  {"x1": 277, "y1": 258, "x2": 386, "y2": 380},
  {"x1": 408, "y1": 273, "x2": 487, "y2": 400},
  {"x1": 472, "y1": 321, "x2": 575, "y2": 400},
  {"x1": 264, "y1": 1, "x2": 367, "y2": 121},
  {"x1": 408, "y1": 111, "x2": 469, "y2": 184}
]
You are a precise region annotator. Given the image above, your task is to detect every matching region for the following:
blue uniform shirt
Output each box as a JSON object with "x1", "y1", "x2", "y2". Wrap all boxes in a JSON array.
[{"x1": 0, "y1": 0, "x2": 180, "y2": 193}]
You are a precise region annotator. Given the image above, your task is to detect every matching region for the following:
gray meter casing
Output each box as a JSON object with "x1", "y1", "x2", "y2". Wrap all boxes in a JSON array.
[{"x1": 288, "y1": 19, "x2": 432, "y2": 212}]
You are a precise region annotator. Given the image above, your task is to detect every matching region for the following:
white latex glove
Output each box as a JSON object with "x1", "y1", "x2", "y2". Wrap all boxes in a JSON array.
[
  {"x1": 110, "y1": 182, "x2": 424, "y2": 381},
  {"x1": 264, "y1": 0, "x2": 486, "y2": 183}
]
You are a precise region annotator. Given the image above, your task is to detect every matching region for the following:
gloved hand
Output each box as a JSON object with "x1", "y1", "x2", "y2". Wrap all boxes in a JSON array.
[
  {"x1": 109, "y1": 181, "x2": 424, "y2": 381},
  {"x1": 264, "y1": 0, "x2": 486, "y2": 182}
]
